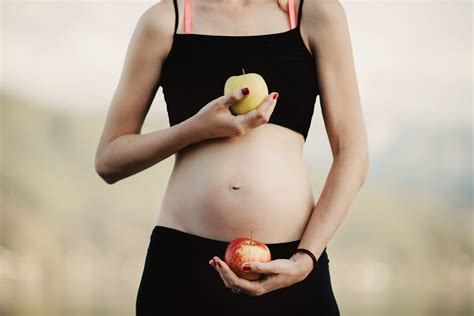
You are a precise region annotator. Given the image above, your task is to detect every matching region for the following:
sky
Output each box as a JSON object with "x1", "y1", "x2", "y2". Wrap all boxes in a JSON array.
[{"x1": 2, "y1": 0, "x2": 472, "y2": 158}]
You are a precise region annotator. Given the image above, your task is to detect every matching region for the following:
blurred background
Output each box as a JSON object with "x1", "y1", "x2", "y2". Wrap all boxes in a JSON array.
[{"x1": 1, "y1": 0, "x2": 472, "y2": 315}]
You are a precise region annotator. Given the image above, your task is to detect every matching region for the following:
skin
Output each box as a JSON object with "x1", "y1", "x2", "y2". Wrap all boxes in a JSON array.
[
  {"x1": 95, "y1": 0, "x2": 368, "y2": 297},
  {"x1": 209, "y1": 0, "x2": 369, "y2": 296}
]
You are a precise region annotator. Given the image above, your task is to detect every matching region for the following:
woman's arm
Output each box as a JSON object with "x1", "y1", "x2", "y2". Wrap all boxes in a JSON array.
[
  {"x1": 95, "y1": 2, "x2": 204, "y2": 184},
  {"x1": 294, "y1": 0, "x2": 369, "y2": 266},
  {"x1": 206, "y1": 0, "x2": 369, "y2": 296}
]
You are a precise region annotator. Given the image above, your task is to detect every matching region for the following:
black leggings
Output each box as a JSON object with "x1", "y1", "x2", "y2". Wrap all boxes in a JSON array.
[{"x1": 136, "y1": 225, "x2": 340, "y2": 315}]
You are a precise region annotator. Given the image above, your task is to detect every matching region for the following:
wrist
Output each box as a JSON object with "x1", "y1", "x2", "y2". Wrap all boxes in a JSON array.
[
  {"x1": 290, "y1": 252, "x2": 314, "y2": 277},
  {"x1": 183, "y1": 116, "x2": 210, "y2": 143}
]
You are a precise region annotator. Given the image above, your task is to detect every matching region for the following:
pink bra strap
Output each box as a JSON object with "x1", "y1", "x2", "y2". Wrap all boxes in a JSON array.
[
  {"x1": 288, "y1": 0, "x2": 296, "y2": 29},
  {"x1": 184, "y1": 0, "x2": 192, "y2": 34},
  {"x1": 183, "y1": 0, "x2": 297, "y2": 34}
]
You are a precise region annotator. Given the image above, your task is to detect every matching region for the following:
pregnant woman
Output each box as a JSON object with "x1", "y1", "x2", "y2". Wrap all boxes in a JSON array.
[{"x1": 95, "y1": 0, "x2": 368, "y2": 314}]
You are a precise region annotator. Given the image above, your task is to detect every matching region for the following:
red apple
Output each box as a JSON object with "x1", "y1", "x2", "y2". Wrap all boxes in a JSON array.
[{"x1": 224, "y1": 237, "x2": 272, "y2": 281}]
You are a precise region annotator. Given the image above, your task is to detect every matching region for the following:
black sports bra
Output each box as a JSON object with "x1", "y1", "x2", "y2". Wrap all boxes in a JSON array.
[{"x1": 159, "y1": 0, "x2": 319, "y2": 141}]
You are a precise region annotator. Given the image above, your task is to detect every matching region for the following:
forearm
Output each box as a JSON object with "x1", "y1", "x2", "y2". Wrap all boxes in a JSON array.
[
  {"x1": 95, "y1": 117, "x2": 205, "y2": 184},
  {"x1": 297, "y1": 151, "x2": 368, "y2": 261}
]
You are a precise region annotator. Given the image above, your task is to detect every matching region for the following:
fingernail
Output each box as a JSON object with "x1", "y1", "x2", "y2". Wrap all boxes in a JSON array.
[
  {"x1": 241, "y1": 87, "x2": 250, "y2": 95},
  {"x1": 242, "y1": 264, "x2": 251, "y2": 271},
  {"x1": 273, "y1": 92, "x2": 279, "y2": 100}
]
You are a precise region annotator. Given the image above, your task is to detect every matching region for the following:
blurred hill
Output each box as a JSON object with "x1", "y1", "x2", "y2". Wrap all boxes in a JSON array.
[
  {"x1": 369, "y1": 122, "x2": 472, "y2": 211},
  {"x1": 1, "y1": 93, "x2": 472, "y2": 316}
]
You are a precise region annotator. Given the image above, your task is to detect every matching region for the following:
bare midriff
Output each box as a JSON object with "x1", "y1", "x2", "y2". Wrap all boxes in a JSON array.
[{"x1": 156, "y1": 123, "x2": 315, "y2": 243}]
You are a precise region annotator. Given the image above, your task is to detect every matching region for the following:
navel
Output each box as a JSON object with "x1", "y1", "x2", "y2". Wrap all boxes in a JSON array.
[{"x1": 229, "y1": 182, "x2": 242, "y2": 192}]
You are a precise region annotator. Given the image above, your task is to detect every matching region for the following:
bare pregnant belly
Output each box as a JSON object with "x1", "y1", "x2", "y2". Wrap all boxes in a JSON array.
[{"x1": 156, "y1": 124, "x2": 316, "y2": 243}]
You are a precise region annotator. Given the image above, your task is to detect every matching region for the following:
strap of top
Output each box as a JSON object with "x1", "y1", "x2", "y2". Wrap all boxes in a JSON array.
[
  {"x1": 297, "y1": 0, "x2": 304, "y2": 28},
  {"x1": 182, "y1": 0, "x2": 300, "y2": 34},
  {"x1": 172, "y1": 0, "x2": 179, "y2": 34}
]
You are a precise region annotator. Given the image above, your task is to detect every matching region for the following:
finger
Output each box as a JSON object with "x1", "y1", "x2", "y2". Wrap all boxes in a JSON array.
[
  {"x1": 214, "y1": 257, "x2": 263, "y2": 294},
  {"x1": 211, "y1": 258, "x2": 231, "y2": 284},
  {"x1": 242, "y1": 260, "x2": 282, "y2": 274},
  {"x1": 223, "y1": 87, "x2": 250, "y2": 107},
  {"x1": 209, "y1": 258, "x2": 217, "y2": 270},
  {"x1": 210, "y1": 258, "x2": 229, "y2": 283},
  {"x1": 235, "y1": 92, "x2": 278, "y2": 128},
  {"x1": 217, "y1": 270, "x2": 232, "y2": 288},
  {"x1": 256, "y1": 92, "x2": 278, "y2": 116},
  {"x1": 214, "y1": 257, "x2": 243, "y2": 286},
  {"x1": 213, "y1": 259, "x2": 232, "y2": 288},
  {"x1": 265, "y1": 92, "x2": 279, "y2": 117}
]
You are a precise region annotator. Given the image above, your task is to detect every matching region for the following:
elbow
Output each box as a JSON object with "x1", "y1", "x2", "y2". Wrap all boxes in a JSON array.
[
  {"x1": 95, "y1": 155, "x2": 119, "y2": 185},
  {"x1": 359, "y1": 152, "x2": 369, "y2": 186},
  {"x1": 334, "y1": 147, "x2": 369, "y2": 186}
]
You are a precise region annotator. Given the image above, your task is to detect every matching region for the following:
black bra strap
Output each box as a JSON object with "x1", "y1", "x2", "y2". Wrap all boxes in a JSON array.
[
  {"x1": 172, "y1": 0, "x2": 179, "y2": 34},
  {"x1": 297, "y1": 0, "x2": 304, "y2": 27}
]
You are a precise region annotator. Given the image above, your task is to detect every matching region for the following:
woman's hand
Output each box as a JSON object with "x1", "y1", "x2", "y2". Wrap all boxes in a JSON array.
[
  {"x1": 208, "y1": 252, "x2": 313, "y2": 297},
  {"x1": 192, "y1": 87, "x2": 279, "y2": 140}
]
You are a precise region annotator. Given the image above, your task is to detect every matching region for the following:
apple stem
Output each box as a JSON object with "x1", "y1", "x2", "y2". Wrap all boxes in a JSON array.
[{"x1": 242, "y1": 68, "x2": 245, "y2": 75}]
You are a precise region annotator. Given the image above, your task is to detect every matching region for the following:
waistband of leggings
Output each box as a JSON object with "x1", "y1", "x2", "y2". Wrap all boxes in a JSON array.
[
  {"x1": 151, "y1": 225, "x2": 303, "y2": 248},
  {"x1": 151, "y1": 225, "x2": 328, "y2": 258}
]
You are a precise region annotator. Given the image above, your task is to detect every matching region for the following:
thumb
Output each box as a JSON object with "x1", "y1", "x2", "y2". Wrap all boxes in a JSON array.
[
  {"x1": 242, "y1": 261, "x2": 280, "y2": 274},
  {"x1": 223, "y1": 87, "x2": 250, "y2": 107}
]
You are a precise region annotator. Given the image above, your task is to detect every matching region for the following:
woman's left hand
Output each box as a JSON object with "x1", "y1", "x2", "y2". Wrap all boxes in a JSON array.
[{"x1": 208, "y1": 252, "x2": 314, "y2": 297}]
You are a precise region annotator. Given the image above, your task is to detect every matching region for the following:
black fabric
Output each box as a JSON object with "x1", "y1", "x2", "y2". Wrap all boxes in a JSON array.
[
  {"x1": 160, "y1": 0, "x2": 318, "y2": 141},
  {"x1": 298, "y1": 0, "x2": 305, "y2": 27},
  {"x1": 172, "y1": 0, "x2": 178, "y2": 34},
  {"x1": 136, "y1": 225, "x2": 340, "y2": 315}
]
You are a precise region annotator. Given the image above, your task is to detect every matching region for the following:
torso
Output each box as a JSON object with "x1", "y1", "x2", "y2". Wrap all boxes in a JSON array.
[{"x1": 156, "y1": 0, "x2": 317, "y2": 243}]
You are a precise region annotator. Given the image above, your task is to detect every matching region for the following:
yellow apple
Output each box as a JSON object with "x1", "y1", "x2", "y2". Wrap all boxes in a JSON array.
[{"x1": 224, "y1": 70, "x2": 269, "y2": 115}]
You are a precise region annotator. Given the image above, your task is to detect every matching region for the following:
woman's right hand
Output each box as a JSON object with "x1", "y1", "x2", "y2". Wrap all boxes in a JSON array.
[{"x1": 192, "y1": 87, "x2": 279, "y2": 140}]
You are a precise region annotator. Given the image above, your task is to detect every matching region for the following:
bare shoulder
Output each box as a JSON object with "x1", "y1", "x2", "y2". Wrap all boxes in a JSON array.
[
  {"x1": 145, "y1": 1, "x2": 174, "y2": 28},
  {"x1": 132, "y1": 1, "x2": 176, "y2": 53},
  {"x1": 301, "y1": 0, "x2": 349, "y2": 50},
  {"x1": 303, "y1": 0, "x2": 346, "y2": 26}
]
